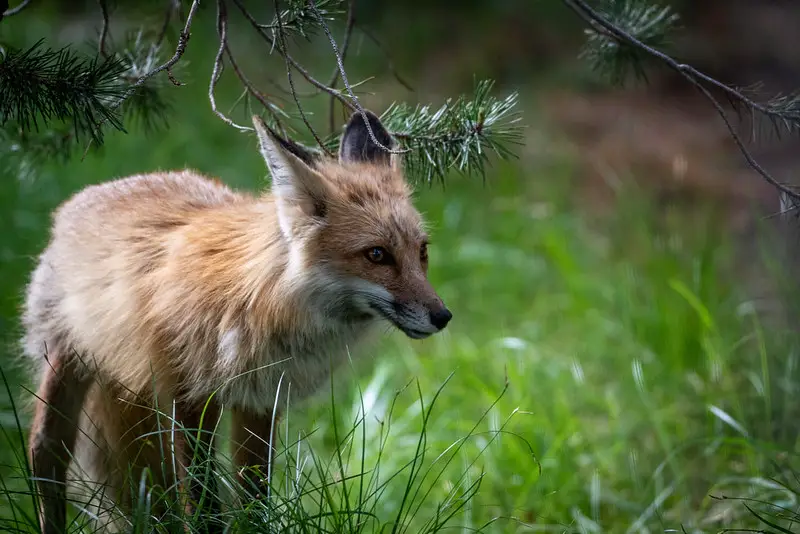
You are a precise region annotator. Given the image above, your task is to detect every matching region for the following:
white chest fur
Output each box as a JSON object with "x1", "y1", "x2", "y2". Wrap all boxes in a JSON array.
[{"x1": 212, "y1": 323, "x2": 372, "y2": 414}]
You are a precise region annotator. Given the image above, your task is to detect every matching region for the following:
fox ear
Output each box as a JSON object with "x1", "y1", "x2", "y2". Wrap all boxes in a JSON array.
[
  {"x1": 339, "y1": 110, "x2": 399, "y2": 169},
  {"x1": 252, "y1": 115, "x2": 330, "y2": 237}
]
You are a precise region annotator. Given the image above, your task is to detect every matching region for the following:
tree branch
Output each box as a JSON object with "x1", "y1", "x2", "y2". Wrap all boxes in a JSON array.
[
  {"x1": 231, "y1": 0, "x2": 355, "y2": 111},
  {"x1": 563, "y1": 0, "x2": 800, "y2": 202},
  {"x1": 0, "y1": 0, "x2": 522, "y2": 185},
  {"x1": 155, "y1": 0, "x2": 178, "y2": 48},
  {"x1": 357, "y1": 24, "x2": 414, "y2": 93},
  {"x1": 97, "y1": 0, "x2": 110, "y2": 58},
  {"x1": 274, "y1": 0, "x2": 332, "y2": 155},
  {"x1": 110, "y1": 0, "x2": 200, "y2": 111},
  {"x1": 327, "y1": 0, "x2": 355, "y2": 133},
  {"x1": 79, "y1": 0, "x2": 199, "y2": 156},
  {"x1": 210, "y1": 0, "x2": 251, "y2": 131},
  {"x1": 308, "y1": 0, "x2": 409, "y2": 155},
  {"x1": 223, "y1": 44, "x2": 289, "y2": 133}
]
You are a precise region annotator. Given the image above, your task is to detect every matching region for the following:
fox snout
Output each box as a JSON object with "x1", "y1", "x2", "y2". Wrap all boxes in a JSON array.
[
  {"x1": 429, "y1": 306, "x2": 453, "y2": 330},
  {"x1": 389, "y1": 292, "x2": 452, "y2": 340}
]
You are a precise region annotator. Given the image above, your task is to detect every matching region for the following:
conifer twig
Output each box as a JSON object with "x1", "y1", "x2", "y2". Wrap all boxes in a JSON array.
[
  {"x1": 0, "y1": 40, "x2": 128, "y2": 144},
  {"x1": 564, "y1": 0, "x2": 800, "y2": 202},
  {"x1": 316, "y1": 79, "x2": 524, "y2": 184},
  {"x1": 78, "y1": 0, "x2": 199, "y2": 156},
  {"x1": 110, "y1": 0, "x2": 200, "y2": 111}
]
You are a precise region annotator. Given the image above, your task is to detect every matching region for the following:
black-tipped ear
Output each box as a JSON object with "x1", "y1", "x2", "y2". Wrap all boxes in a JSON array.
[
  {"x1": 252, "y1": 115, "x2": 331, "y2": 235},
  {"x1": 339, "y1": 110, "x2": 396, "y2": 166},
  {"x1": 253, "y1": 118, "x2": 320, "y2": 167}
]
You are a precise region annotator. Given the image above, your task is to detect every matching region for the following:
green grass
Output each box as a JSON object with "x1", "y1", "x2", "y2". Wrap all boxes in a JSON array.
[{"x1": 2, "y1": 4, "x2": 800, "y2": 533}]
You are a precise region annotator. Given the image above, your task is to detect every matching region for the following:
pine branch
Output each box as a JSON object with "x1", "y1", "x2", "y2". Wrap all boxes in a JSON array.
[
  {"x1": 576, "y1": 0, "x2": 679, "y2": 84},
  {"x1": 0, "y1": 27, "x2": 178, "y2": 166},
  {"x1": 235, "y1": 0, "x2": 524, "y2": 184},
  {"x1": 273, "y1": 0, "x2": 334, "y2": 154},
  {"x1": 231, "y1": 0, "x2": 355, "y2": 110},
  {"x1": 380, "y1": 80, "x2": 524, "y2": 184},
  {"x1": 107, "y1": 0, "x2": 200, "y2": 110},
  {"x1": 313, "y1": 80, "x2": 524, "y2": 184},
  {"x1": 564, "y1": 0, "x2": 800, "y2": 203},
  {"x1": 115, "y1": 31, "x2": 174, "y2": 134},
  {"x1": 0, "y1": 40, "x2": 128, "y2": 145},
  {"x1": 210, "y1": 0, "x2": 252, "y2": 132}
]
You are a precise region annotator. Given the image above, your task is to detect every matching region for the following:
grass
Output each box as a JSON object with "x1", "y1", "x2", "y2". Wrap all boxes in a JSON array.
[{"x1": 2, "y1": 3, "x2": 800, "y2": 533}]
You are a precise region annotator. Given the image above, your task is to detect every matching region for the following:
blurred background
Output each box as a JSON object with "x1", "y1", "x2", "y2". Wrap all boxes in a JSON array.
[{"x1": 2, "y1": 1, "x2": 800, "y2": 532}]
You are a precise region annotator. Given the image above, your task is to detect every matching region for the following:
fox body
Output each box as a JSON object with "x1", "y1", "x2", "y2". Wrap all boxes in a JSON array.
[{"x1": 21, "y1": 111, "x2": 451, "y2": 533}]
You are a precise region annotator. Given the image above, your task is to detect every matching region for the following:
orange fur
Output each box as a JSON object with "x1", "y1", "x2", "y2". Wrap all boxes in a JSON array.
[{"x1": 21, "y1": 111, "x2": 451, "y2": 532}]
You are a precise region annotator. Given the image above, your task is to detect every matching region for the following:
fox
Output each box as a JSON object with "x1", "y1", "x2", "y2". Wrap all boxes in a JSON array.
[{"x1": 20, "y1": 110, "x2": 452, "y2": 533}]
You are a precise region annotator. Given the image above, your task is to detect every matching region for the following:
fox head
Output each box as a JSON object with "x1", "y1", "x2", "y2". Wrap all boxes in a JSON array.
[{"x1": 252, "y1": 111, "x2": 452, "y2": 339}]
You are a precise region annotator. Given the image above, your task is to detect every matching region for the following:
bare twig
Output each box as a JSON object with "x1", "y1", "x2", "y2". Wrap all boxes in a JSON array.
[
  {"x1": 2, "y1": 0, "x2": 31, "y2": 18},
  {"x1": 155, "y1": 0, "x2": 179, "y2": 47},
  {"x1": 327, "y1": 0, "x2": 356, "y2": 133},
  {"x1": 210, "y1": 0, "x2": 252, "y2": 131},
  {"x1": 231, "y1": 0, "x2": 355, "y2": 111},
  {"x1": 274, "y1": 0, "x2": 332, "y2": 155},
  {"x1": 563, "y1": 0, "x2": 800, "y2": 202},
  {"x1": 308, "y1": 0, "x2": 409, "y2": 155},
  {"x1": 223, "y1": 45, "x2": 288, "y2": 132},
  {"x1": 97, "y1": 0, "x2": 110, "y2": 58}
]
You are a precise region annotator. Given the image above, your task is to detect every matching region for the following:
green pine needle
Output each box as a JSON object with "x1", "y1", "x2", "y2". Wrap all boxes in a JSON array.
[
  {"x1": 320, "y1": 79, "x2": 524, "y2": 185},
  {"x1": 268, "y1": 0, "x2": 346, "y2": 41},
  {"x1": 0, "y1": 39, "x2": 128, "y2": 145},
  {"x1": 579, "y1": 0, "x2": 680, "y2": 84},
  {"x1": 732, "y1": 83, "x2": 800, "y2": 140},
  {"x1": 114, "y1": 31, "x2": 175, "y2": 134},
  {"x1": 382, "y1": 79, "x2": 524, "y2": 185}
]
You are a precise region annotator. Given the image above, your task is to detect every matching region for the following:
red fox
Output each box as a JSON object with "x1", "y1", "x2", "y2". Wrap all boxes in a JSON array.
[{"x1": 21, "y1": 110, "x2": 452, "y2": 533}]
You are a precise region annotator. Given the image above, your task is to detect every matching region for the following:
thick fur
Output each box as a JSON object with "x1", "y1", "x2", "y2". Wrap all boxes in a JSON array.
[{"x1": 21, "y1": 111, "x2": 451, "y2": 533}]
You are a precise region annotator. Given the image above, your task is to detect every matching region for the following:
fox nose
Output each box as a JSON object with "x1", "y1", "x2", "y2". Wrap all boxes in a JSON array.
[{"x1": 429, "y1": 307, "x2": 452, "y2": 330}]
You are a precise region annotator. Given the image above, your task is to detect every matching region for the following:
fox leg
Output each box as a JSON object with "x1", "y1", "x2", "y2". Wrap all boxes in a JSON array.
[
  {"x1": 174, "y1": 401, "x2": 223, "y2": 533},
  {"x1": 28, "y1": 350, "x2": 93, "y2": 534},
  {"x1": 230, "y1": 408, "x2": 280, "y2": 499}
]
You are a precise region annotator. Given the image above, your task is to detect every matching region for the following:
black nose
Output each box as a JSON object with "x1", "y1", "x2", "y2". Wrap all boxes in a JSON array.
[{"x1": 430, "y1": 307, "x2": 452, "y2": 330}]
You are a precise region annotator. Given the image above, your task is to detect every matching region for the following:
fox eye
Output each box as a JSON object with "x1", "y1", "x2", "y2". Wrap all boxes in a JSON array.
[
  {"x1": 365, "y1": 246, "x2": 393, "y2": 265},
  {"x1": 420, "y1": 243, "x2": 428, "y2": 262}
]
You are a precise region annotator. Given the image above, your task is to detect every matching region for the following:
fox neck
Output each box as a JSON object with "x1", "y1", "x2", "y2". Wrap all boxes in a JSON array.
[{"x1": 199, "y1": 196, "x2": 363, "y2": 338}]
